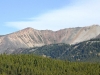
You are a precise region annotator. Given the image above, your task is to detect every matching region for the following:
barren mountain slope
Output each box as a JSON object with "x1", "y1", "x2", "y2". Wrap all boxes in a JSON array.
[{"x1": 0, "y1": 25, "x2": 100, "y2": 53}]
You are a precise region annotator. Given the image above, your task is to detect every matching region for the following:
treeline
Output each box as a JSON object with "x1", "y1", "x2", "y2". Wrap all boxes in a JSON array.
[
  {"x1": 0, "y1": 54, "x2": 100, "y2": 75},
  {"x1": 67, "y1": 38, "x2": 100, "y2": 62},
  {"x1": 19, "y1": 38, "x2": 100, "y2": 62}
]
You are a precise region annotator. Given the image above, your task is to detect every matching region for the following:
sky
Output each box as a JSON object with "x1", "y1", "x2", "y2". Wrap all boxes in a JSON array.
[{"x1": 0, "y1": 0, "x2": 100, "y2": 35}]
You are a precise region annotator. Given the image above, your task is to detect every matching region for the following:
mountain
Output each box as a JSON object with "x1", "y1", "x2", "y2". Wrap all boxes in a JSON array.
[
  {"x1": 0, "y1": 25, "x2": 100, "y2": 54},
  {"x1": 96, "y1": 34, "x2": 100, "y2": 38},
  {"x1": 18, "y1": 38, "x2": 100, "y2": 62}
]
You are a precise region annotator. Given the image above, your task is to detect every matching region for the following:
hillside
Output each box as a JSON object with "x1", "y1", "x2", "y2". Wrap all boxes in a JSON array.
[
  {"x1": 0, "y1": 25, "x2": 100, "y2": 54},
  {"x1": 0, "y1": 54, "x2": 100, "y2": 75},
  {"x1": 17, "y1": 38, "x2": 100, "y2": 62}
]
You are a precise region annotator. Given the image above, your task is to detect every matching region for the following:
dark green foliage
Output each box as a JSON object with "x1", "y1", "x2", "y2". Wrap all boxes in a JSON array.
[
  {"x1": 0, "y1": 54, "x2": 100, "y2": 75},
  {"x1": 20, "y1": 38, "x2": 100, "y2": 62},
  {"x1": 33, "y1": 43, "x2": 70, "y2": 58},
  {"x1": 65, "y1": 38, "x2": 100, "y2": 62}
]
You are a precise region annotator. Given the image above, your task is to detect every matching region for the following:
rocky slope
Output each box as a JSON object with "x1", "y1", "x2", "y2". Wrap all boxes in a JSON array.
[{"x1": 0, "y1": 25, "x2": 100, "y2": 54}]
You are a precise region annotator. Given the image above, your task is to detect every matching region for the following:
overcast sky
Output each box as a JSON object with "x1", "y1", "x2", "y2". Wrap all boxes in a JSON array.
[{"x1": 0, "y1": 0, "x2": 100, "y2": 35}]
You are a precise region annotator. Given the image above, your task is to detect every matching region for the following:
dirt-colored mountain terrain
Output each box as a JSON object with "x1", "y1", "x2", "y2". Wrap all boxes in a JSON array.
[{"x1": 0, "y1": 25, "x2": 100, "y2": 53}]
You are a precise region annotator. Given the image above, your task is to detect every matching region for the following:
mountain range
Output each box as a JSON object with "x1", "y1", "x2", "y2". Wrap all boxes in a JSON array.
[
  {"x1": 12, "y1": 38, "x2": 100, "y2": 62},
  {"x1": 0, "y1": 25, "x2": 100, "y2": 54}
]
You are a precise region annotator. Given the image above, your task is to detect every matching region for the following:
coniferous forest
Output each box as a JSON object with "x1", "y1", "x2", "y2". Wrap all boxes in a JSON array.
[
  {"x1": 18, "y1": 38, "x2": 100, "y2": 62},
  {"x1": 0, "y1": 54, "x2": 100, "y2": 75}
]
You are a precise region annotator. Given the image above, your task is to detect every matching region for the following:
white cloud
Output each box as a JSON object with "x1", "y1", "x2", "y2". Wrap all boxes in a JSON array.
[{"x1": 6, "y1": 0, "x2": 100, "y2": 31}]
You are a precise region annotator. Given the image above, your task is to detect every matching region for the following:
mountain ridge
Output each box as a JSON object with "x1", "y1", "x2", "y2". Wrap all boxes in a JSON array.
[
  {"x1": 18, "y1": 38, "x2": 100, "y2": 62},
  {"x1": 0, "y1": 25, "x2": 100, "y2": 54}
]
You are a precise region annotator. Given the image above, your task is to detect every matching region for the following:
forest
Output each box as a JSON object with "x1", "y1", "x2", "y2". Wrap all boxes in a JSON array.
[
  {"x1": 0, "y1": 54, "x2": 100, "y2": 75},
  {"x1": 18, "y1": 38, "x2": 100, "y2": 62}
]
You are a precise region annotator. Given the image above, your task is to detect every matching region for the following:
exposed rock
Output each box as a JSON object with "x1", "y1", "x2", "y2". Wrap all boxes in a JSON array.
[{"x1": 0, "y1": 25, "x2": 100, "y2": 53}]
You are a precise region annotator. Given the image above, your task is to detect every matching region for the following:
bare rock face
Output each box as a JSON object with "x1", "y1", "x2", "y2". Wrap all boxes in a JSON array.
[{"x1": 0, "y1": 25, "x2": 100, "y2": 54}]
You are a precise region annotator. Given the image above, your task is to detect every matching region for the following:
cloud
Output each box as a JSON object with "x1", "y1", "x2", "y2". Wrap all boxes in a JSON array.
[{"x1": 6, "y1": 0, "x2": 100, "y2": 31}]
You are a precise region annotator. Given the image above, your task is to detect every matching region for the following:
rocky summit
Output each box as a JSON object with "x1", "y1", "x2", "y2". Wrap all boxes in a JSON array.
[{"x1": 0, "y1": 25, "x2": 100, "y2": 54}]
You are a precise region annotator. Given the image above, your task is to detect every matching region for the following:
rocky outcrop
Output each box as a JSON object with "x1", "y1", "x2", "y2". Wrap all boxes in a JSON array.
[{"x1": 0, "y1": 25, "x2": 100, "y2": 54}]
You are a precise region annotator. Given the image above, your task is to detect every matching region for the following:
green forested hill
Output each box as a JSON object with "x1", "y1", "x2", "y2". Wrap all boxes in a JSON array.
[
  {"x1": 0, "y1": 54, "x2": 100, "y2": 75},
  {"x1": 18, "y1": 38, "x2": 100, "y2": 62},
  {"x1": 62, "y1": 38, "x2": 100, "y2": 62}
]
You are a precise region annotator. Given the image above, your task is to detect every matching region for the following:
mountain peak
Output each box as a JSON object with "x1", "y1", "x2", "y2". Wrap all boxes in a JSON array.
[
  {"x1": 22, "y1": 27, "x2": 34, "y2": 31},
  {"x1": 17, "y1": 27, "x2": 37, "y2": 34},
  {"x1": 0, "y1": 25, "x2": 100, "y2": 54}
]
